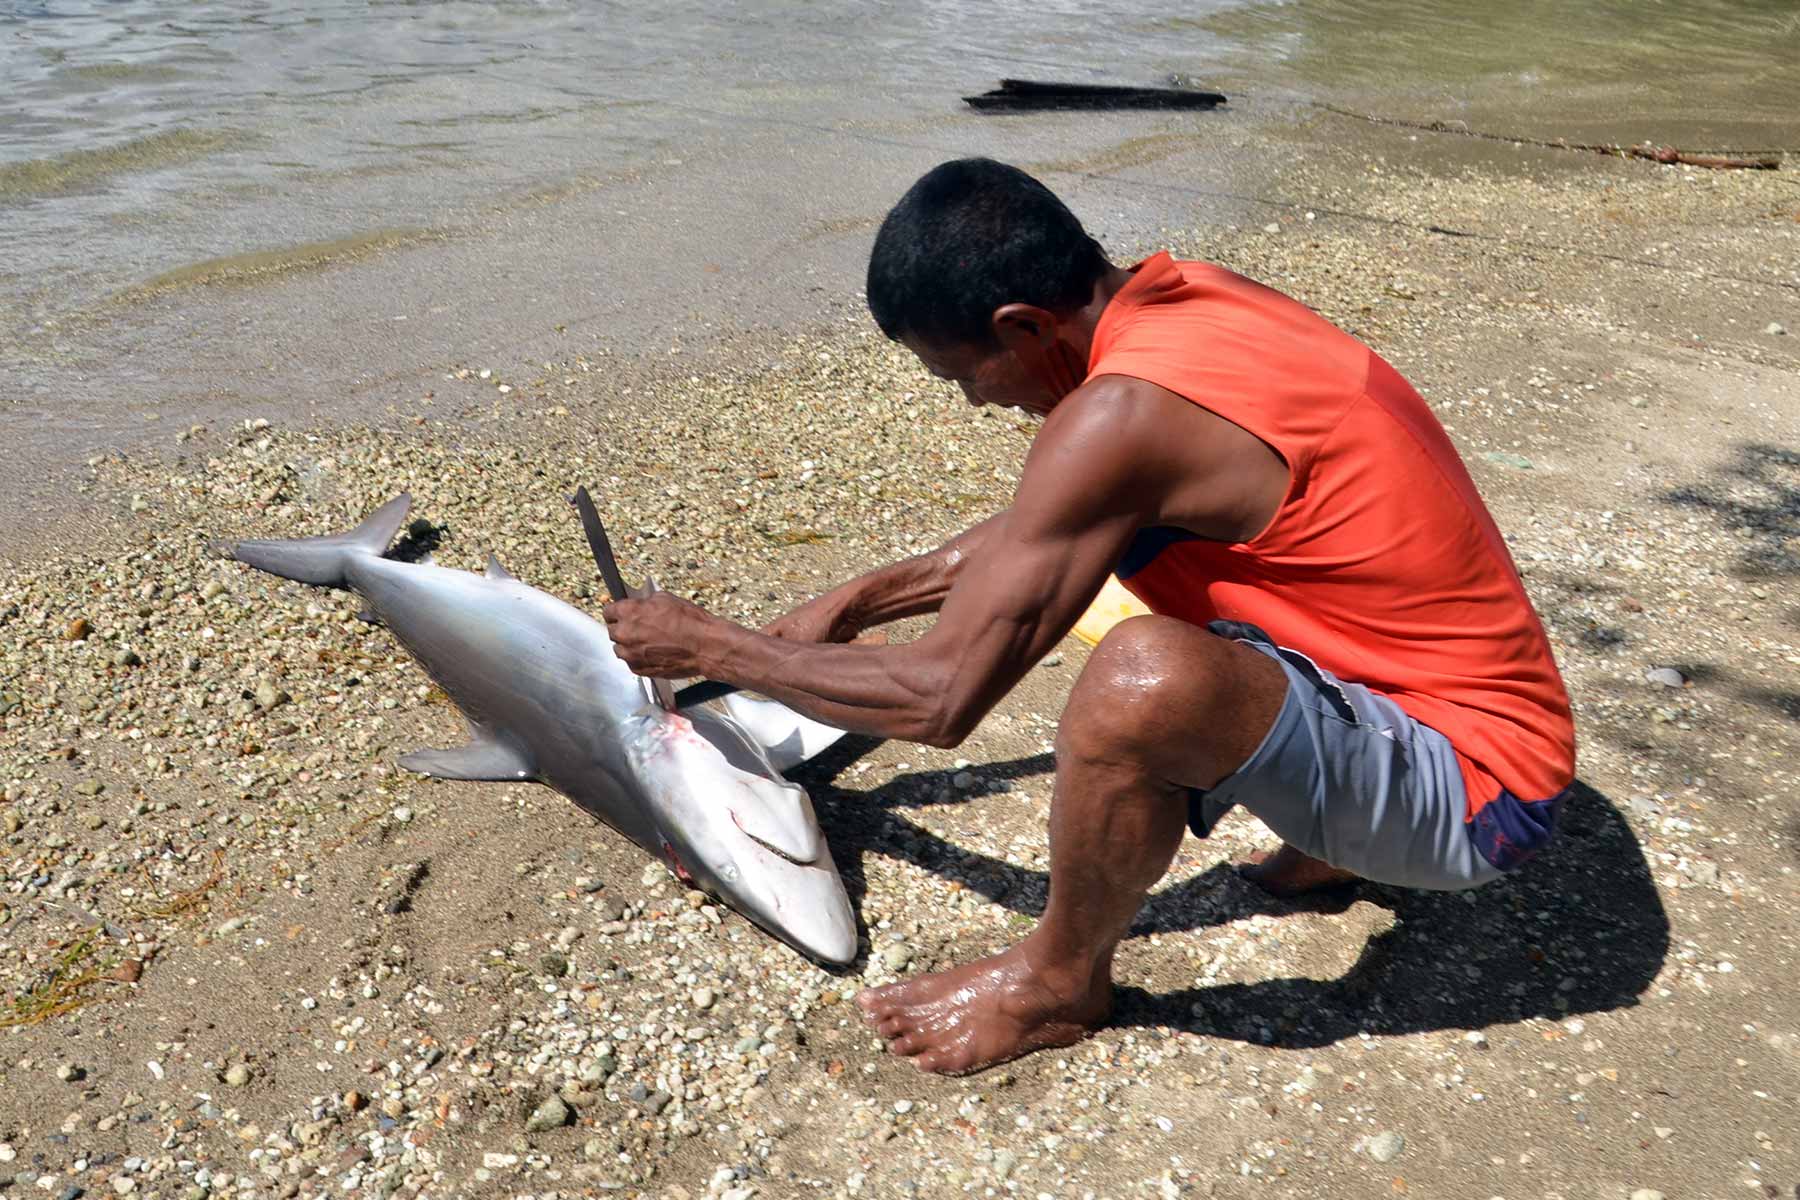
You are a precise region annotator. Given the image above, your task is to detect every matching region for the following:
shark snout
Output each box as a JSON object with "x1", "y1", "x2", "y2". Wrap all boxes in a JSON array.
[{"x1": 637, "y1": 718, "x2": 857, "y2": 965}]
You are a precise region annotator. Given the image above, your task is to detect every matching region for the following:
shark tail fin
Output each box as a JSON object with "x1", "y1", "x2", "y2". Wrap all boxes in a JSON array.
[{"x1": 226, "y1": 494, "x2": 412, "y2": 588}]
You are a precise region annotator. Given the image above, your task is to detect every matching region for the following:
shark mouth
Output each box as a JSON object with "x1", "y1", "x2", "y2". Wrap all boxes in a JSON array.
[{"x1": 730, "y1": 809, "x2": 818, "y2": 866}]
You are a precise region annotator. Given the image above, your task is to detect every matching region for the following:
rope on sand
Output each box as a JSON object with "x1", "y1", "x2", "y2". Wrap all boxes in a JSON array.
[{"x1": 1314, "y1": 103, "x2": 1787, "y2": 171}]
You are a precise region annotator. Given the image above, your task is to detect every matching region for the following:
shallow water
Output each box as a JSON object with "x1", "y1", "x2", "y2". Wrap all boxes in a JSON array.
[{"x1": 5, "y1": 0, "x2": 1795, "y2": 349}]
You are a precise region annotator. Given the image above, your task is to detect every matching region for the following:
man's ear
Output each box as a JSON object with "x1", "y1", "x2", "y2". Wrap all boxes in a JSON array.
[
  {"x1": 993, "y1": 303, "x2": 1082, "y2": 397},
  {"x1": 991, "y1": 303, "x2": 1058, "y2": 355}
]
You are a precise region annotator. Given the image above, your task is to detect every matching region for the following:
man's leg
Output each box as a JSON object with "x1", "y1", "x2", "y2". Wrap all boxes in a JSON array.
[
  {"x1": 857, "y1": 615, "x2": 1293, "y2": 1075},
  {"x1": 1239, "y1": 844, "x2": 1358, "y2": 897}
]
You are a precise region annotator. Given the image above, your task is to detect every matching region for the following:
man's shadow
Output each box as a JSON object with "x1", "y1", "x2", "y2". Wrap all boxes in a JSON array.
[{"x1": 796, "y1": 739, "x2": 1670, "y2": 1047}]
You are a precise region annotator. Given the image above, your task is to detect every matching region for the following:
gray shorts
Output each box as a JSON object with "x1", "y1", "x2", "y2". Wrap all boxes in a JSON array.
[{"x1": 1190, "y1": 621, "x2": 1508, "y2": 891}]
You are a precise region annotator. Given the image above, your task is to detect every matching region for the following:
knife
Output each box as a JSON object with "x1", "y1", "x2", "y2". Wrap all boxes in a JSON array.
[{"x1": 570, "y1": 486, "x2": 683, "y2": 712}]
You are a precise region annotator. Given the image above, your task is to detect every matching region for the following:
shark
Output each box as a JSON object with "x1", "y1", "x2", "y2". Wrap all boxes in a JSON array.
[{"x1": 224, "y1": 493, "x2": 859, "y2": 965}]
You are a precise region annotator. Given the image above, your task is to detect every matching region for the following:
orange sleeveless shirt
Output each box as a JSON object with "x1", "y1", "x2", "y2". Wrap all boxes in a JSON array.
[{"x1": 1091, "y1": 254, "x2": 1575, "y2": 830}]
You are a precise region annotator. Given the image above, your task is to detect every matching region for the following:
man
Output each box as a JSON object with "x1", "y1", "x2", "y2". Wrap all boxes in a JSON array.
[{"x1": 602, "y1": 158, "x2": 1576, "y2": 1076}]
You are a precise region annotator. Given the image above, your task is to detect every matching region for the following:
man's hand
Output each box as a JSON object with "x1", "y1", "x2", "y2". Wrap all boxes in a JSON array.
[
  {"x1": 762, "y1": 592, "x2": 863, "y2": 644},
  {"x1": 601, "y1": 591, "x2": 721, "y2": 678}
]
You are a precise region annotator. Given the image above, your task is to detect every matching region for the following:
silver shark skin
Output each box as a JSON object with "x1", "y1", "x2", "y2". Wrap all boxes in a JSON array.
[{"x1": 226, "y1": 494, "x2": 859, "y2": 965}]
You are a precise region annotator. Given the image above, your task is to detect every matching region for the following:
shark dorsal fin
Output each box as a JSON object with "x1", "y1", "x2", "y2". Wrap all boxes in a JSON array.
[{"x1": 484, "y1": 553, "x2": 516, "y2": 581}]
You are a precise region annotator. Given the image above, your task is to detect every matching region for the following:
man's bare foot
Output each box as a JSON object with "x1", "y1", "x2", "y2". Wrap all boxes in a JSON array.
[
  {"x1": 856, "y1": 943, "x2": 1111, "y2": 1075},
  {"x1": 1238, "y1": 843, "x2": 1359, "y2": 898}
]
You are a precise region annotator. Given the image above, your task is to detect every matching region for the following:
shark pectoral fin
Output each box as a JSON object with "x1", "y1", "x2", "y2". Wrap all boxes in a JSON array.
[
  {"x1": 719, "y1": 692, "x2": 850, "y2": 772},
  {"x1": 398, "y1": 736, "x2": 535, "y2": 782}
]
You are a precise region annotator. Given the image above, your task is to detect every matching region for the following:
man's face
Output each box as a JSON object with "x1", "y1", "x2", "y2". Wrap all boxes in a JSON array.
[{"x1": 903, "y1": 333, "x2": 1061, "y2": 417}]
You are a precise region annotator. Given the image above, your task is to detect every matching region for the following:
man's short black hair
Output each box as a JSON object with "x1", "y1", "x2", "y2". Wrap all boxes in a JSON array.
[{"x1": 866, "y1": 158, "x2": 1108, "y2": 349}]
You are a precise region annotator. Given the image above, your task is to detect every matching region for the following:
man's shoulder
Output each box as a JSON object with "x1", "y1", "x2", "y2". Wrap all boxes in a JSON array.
[
  {"x1": 1033, "y1": 373, "x2": 1261, "y2": 477},
  {"x1": 1054, "y1": 371, "x2": 1237, "y2": 442},
  {"x1": 1094, "y1": 257, "x2": 1370, "y2": 388}
]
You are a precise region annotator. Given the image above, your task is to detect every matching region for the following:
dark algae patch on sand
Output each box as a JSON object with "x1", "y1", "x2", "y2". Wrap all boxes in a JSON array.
[
  {"x1": 0, "y1": 127, "x2": 251, "y2": 201},
  {"x1": 115, "y1": 227, "x2": 443, "y2": 299}
]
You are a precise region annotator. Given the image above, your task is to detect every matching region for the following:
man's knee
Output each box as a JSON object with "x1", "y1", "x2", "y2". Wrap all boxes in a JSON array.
[
  {"x1": 1059, "y1": 616, "x2": 1226, "y2": 756},
  {"x1": 1057, "y1": 616, "x2": 1285, "y2": 778}
]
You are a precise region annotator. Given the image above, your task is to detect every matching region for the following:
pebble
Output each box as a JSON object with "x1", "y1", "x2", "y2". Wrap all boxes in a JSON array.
[
  {"x1": 879, "y1": 943, "x2": 914, "y2": 971},
  {"x1": 691, "y1": 986, "x2": 716, "y2": 1010},
  {"x1": 1645, "y1": 666, "x2": 1685, "y2": 688},
  {"x1": 224, "y1": 1063, "x2": 251, "y2": 1087},
  {"x1": 391, "y1": 805, "x2": 412, "y2": 823},
  {"x1": 1262, "y1": 222, "x2": 1281, "y2": 233},
  {"x1": 1766, "y1": 322, "x2": 1787, "y2": 335},
  {"x1": 63, "y1": 617, "x2": 92, "y2": 641},
  {"x1": 75, "y1": 780, "x2": 105, "y2": 797},
  {"x1": 1630, "y1": 1191, "x2": 1666, "y2": 1200},
  {"x1": 1367, "y1": 1131, "x2": 1405, "y2": 1163},
  {"x1": 525, "y1": 1095, "x2": 571, "y2": 1132},
  {"x1": 57, "y1": 1062, "x2": 84, "y2": 1082}
]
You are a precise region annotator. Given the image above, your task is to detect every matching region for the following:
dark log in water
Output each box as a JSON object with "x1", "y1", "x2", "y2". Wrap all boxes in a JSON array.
[{"x1": 964, "y1": 78, "x2": 1226, "y2": 113}]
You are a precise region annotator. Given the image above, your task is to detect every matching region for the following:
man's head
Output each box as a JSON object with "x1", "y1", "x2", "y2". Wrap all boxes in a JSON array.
[{"x1": 867, "y1": 158, "x2": 1114, "y2": 414}]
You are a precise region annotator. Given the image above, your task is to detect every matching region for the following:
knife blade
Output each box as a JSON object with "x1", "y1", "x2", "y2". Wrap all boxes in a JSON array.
[
  {"x1": 570, "y1": 486, "x2": 630, "y2": 604},
  {"x1": 572, "y1": 487, "x2": 681, "y2": 711}
]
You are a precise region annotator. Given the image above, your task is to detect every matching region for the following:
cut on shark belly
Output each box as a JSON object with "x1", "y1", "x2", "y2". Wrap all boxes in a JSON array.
[{"x1": 223, "y1": 493, "x2": 859, "y2": 965}]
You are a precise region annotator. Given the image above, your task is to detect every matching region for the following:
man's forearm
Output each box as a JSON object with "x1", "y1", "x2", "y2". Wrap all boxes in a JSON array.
[
  {"x1": 839, "y1": 511, "x2": 1008, "y2": 630},
  {"x1": 705, "y1": 622, "x2": 955, "y2": 744}
]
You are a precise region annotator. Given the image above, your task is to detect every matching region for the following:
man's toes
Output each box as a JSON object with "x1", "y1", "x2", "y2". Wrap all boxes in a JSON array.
[
  {"x1": 885, "y1": 1031, "x2": 931, "y2": 1057},
  {"x1": 877, "y1": 1014, "x2": 913, "y2": 1039},
  {"x1": 913, "y1": 1046, "x2": 974, "y2": 1075},
  {"x1": 856, "y1": 985, "x2": 902, "y2": 1020}
]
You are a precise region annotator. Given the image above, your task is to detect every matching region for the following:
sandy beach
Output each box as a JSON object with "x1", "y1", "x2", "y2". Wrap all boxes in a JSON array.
[{"x1": 5, "y1": 26, "x2": 1800, "y2": 1200}]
